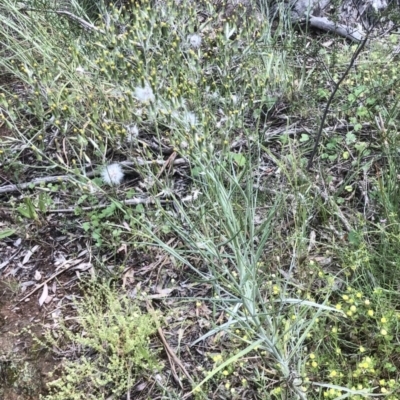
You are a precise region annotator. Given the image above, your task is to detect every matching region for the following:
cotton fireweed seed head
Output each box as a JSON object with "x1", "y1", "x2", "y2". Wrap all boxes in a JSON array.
[
  {"x1": 101, "y1": 163, "x2": 124, "y2": 185},
  {"x1": 134, "y1": 84, "x2": 155, "y2": 103},
  {"x1": 187, "y1": 34, "x2": 202, "y2": 49},
  {"x1": 183, "y1": 111, "x2": 197, "y2": 126},
  {"x1": 171, "y1": 110, "x2": 198, "y2": 128},
  {"x1": 125, "y1": 124, "x2": 139, "y2": 142}
]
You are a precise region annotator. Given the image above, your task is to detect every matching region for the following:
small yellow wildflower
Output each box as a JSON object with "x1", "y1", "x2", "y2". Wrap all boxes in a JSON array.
[
  {"x1": 213, "y1": 354, "x2": 223, "y2": 362},
  {"x1": 367, "y1": 310, "x2": 374, "y2": 317},
  {"x1": 381, "y1": 329, "x2": 388, "y2": 336}
]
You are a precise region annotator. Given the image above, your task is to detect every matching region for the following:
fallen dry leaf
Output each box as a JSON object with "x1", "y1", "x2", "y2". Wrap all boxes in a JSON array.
[{"x1": 39, "y1": 283, "x2": 49, "y2": 307}]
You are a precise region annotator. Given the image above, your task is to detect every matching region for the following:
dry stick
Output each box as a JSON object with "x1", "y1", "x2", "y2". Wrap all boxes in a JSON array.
[
  {"x1": 0, "y1": 159, "x2": 187, "y2": 194},
  {"x1": 0, "y1": 172, "x2": 93, "y2": 194},
  {"x1": 46, "y1": 196, "x2": 155, "y2": 213},
  {"x1": 19, "y1": 7, "x2": 105, "y2": 33},
  {"x1": 146, "y1": 301, "x2": 194, "y2": 387},
  {"x1": 17, "y1": 263, "x2": 79, "y2": 304},
  {"x1": 307, "y1": 32, "x2": 370, "y2": 171},
  {"x1": 156, "y1": 151, "x2": 177, "y2": 179}
]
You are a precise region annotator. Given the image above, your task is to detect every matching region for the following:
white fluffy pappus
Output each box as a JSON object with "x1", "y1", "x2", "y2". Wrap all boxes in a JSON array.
[
  {"x1": 125, "y1": 123, "x2": 139, "y2": 143},
  {"x1": 134, "y1": 84, "x2": 155, "y2": 103},
  {"x1": 187, "y1": 34, "x2": 202, "y2": 49},
  {"x1": 101, "y1": 163, "x2": 124, "y2": 186},
  {"x1": 183, "y1": 111, "x2": 198, "y2": 126},
  {"x1": 171, "y1": 110, "x2": 198, "y2": 127}
]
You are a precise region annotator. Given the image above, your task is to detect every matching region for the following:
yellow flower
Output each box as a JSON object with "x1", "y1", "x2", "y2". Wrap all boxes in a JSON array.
[
  {"x1": 381, "y1": 329, "x2": 388, "y2": 336},
  {"x1": 213, "y1": 354, "x2": 222, "y2": 362},
  {"x1": 381, "y1": 317, "x2": 387, "y2": 323},
  {"x1": 311, "y1": 361, "x2": 318, "y2": 368},
  {"x1": 309, "y1": 353, "x2": 316, "y2": 359},
  {"x1": 367, "y1": 310, "x2": 374, "y2": 317}
]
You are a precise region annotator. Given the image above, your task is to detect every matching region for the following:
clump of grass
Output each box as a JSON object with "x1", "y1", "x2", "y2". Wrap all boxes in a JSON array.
[{"x1": 3, "y1": 0, "x2": 400, "y2": 398}]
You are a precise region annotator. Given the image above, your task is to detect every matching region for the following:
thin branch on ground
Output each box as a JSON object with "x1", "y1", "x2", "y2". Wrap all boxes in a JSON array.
[
  {"x1": 307, "y1": 32, "x2": 370, "y2": 170},
  {"x1": 0, "y1": 159, "x2": 187, "y2": 194}
]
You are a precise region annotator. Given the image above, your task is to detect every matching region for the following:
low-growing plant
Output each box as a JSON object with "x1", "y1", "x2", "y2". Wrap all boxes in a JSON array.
[{"x1": 37, "y1": 282, "x2": 161, "y2": 400}]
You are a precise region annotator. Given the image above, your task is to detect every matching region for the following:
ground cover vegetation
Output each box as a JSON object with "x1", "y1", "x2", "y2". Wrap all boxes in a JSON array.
[{"x1": 1, "y1": 0, "x2": 400, "y2": 398}]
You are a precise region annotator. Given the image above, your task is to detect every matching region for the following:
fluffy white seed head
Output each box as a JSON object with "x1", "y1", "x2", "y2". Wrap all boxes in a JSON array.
[
  {"x1": 187, "y1": 34, "x2": 202, "y2": 49},
  {"x1": 183, "y1": 111, "x2": 197, "y2": 126},
  {"x1": 101, "y1": 163, "x2": 124, "y2": 186},
  {"x1": 171, "y1": 110, "x2": 198, "y2": 128},
  {"x1": 134, "y1": 84, "x2": 155, "y2": 103},
  {"x1": 125, "y1": 124, "x2": 139, "y2": 142}
]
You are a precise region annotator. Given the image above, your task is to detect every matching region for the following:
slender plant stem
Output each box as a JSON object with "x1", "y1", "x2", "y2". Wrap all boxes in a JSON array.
[{"x1": 307, "y1": 33, "x2": 370, "y2": 171}]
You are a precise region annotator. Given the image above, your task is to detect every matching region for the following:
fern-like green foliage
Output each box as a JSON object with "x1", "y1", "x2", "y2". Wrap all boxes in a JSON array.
[{"x1": 41, "y1": 282, "x2": 161, "y2": 400}]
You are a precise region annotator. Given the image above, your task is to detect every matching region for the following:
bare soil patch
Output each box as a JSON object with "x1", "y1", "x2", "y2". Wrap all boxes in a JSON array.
[{"x1": 0, "y1": 280, "x2": 57, "y2": 399}]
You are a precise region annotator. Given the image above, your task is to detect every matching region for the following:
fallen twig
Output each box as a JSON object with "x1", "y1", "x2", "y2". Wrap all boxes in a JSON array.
[
  {"x1": 0, "y1": 159, "x2": 187, "y2": 194},
  {"x1": 146, "y1": 300, "x2": 194, "y2": 386},
  {"x1": 307, "y1": 32, "x2": 370, "y2": 170},
  {"x1": 47, "y1": 196, "x2": 156, "y2": 213},
  {"x1": 309, "y1": 16, "x2": 363, "y2": 42},
  {"x1": 17, "y1": 262, "x2": 79, "y2": 304}
]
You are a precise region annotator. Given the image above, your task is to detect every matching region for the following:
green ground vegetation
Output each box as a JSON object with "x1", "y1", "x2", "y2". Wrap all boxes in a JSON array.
[{"x1": 1, "y1": 0, "x2": 400, "y2": 398}]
